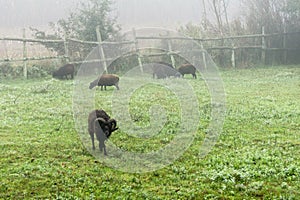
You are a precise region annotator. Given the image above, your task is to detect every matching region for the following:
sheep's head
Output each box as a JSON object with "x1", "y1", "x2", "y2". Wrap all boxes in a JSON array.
[
  {"x1": 52, "y1": 71, "x2": 58, "y2": 78},
  {"x1": 94, "y1": 117, "x2": 118, "y2": 138},
  {"x1": 175, "y1": 72, "x2": 182, "y2": 78},
  {"x1": 89, "y1": 80, "x2": 97, "y2": 89}
]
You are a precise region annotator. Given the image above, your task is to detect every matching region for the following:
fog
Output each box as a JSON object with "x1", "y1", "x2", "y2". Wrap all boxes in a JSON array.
[
  {"x1": 114, "y1": 0, "x2": 203, "y2": 30},
  {"x1": 0, "y1": 0, "x2": 241, "y2": 35},
  {"x1": 0, "y1": 0, "x2": 77, "y2": 30}
]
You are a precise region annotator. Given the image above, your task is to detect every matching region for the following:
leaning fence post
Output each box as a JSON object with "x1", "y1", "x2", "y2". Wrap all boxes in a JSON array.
[
  {"x1": 132, "y1": 28, "x2": 143, "y2": 73},
  {"x1": 200, "y1": 42, "x2": 207, "y2": 69},
  {"x1": 167, "y1": 31, "x2": 176, "y2": 68},
  {"x1": 63, "y1": 32, "x2": 70, "y2": 63},
  {"x1": 22, "y1": 28, "x2": 27, "y2": 78},
  {"x1": 220, "y1": 36, "x2": 225, "y2": 67},
  {"x1": 96, "y1": 26, "x2": 108, "y2": 74}
]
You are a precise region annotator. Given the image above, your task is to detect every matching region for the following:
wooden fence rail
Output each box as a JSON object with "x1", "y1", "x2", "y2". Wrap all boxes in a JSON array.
[{"x1": 1, "y1": 27, "x2": 299, "y2": 78}]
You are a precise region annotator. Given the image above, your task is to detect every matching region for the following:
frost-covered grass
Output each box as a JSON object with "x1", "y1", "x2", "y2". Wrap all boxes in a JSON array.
[{"x1": 0, "y1": 65, "x2": 299, "y2": 199}]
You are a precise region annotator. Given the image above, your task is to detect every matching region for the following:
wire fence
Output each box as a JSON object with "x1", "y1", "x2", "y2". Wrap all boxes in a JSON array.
[{"x1": 1, "y1": 27, "x2": 299, "y2": 78}]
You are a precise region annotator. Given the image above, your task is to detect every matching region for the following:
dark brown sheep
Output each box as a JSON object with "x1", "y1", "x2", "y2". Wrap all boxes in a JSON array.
[
  {"x1": 88, "y1": 109, "x2": 118, "y2": 155},
  {"x1": 178, "y1": 64, "x2": 197, "y2": 79},
  {"x1": 89, "y1": 74, "x2": 120, "y2": 90},
  {"x1": 52, "y1": 64, "x2": 75, "y2": 80},
  {"x1": 152, "y1": 62, "x2": 181, "y2": 79}
]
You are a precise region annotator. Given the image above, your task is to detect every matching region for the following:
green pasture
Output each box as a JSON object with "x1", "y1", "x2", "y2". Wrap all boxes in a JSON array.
[{"x1": 0, "y1": 65, "x2": 299, "y2": 199}]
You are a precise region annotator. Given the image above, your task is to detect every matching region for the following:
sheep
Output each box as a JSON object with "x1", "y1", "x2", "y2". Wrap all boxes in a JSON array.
[
  {"x1": 152, "y1": 62, "x2": 181, "y2": 79},
  {"x1": 52, "y1": 64, "x2": 75, "y2": 80},
  {"x1": 89, "y1": 74, "x2": 120, "y2": 90},
  {"x1": 178, "y1": 64, "x2": 197, "y2": 79},
  {"x1": 88, "y1": 109, "x2": 118, "y2": 155}
]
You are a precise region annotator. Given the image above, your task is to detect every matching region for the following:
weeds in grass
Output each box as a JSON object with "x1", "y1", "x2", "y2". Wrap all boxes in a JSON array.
[{"x1": 0, "y1": 66, "x2": 299, "y2": 198}]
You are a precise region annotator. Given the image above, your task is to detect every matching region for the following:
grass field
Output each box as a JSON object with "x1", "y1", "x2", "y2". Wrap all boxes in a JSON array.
[{"x1": 0, "y1": 65, "x2": 299, "y2": 199}]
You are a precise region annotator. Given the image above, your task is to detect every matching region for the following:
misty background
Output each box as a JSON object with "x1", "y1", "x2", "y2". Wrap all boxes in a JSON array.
[{"x1": 0, "y1": 0, "x2": 241, "y2": 35}]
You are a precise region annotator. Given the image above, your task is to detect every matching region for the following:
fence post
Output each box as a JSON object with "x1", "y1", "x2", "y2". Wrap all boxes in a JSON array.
[
  {"x1": 22, "y1": 28, "x2": 27, "y2": 78},
  {"x1": 96, "y1": 26, "x2": 108, "y2": 74},
  {"x1": 283, "y1": 26, "x2": 287, "y2": 64},
  {"x1": 200, "y1": 42, "x2": 207, "y2": 69},
  {"x1": 167, "y1": 31, "x2": 176, "y2": 68},
  {"x1": 63, "y1": 32, "x2": 70, "y2": 63},
  {"x1": 261, "y1": 26, "x2": 266, "y2": 65},
  {"x1": 231, "y1": 47, "x2": 236, "y2": 68},
  {"x1": 132, "y1": 28, "x2": 143, "y2": 73},
  {"x1": 220, "y1": 36, "x2": 225, "y2": 67}
]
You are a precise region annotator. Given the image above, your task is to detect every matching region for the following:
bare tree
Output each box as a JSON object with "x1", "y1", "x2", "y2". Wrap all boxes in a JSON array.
[
  {"x1": 222, "y1": 0, "x2": 230, "y2": 33},
  {"x1": 201, "y1": 0, "x2": 208, "y2": 30},
  {"x1": 242, "y1": 0, "x2": 286, "y2": 33},
  {"x1": 207, "y1": 0, "x2": 231, "y2": 35},
  {"x1": 212, "y1": 0, "x2": 223, "y2": 34}
]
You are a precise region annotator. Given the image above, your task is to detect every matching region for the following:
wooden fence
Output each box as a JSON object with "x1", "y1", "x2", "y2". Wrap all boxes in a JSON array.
[{"x1": 1, "y1": 27, "x2": 299, "y2": 78}]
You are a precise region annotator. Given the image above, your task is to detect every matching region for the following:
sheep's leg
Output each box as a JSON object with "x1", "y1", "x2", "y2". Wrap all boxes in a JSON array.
[
  {"x1": 90, "y1": 133, "x2": 96, "y2": 150},
  {"x1": 101, "y1": 86, "x2": 103, "y2": 91},
  {"x1": 115, "y1": 83, "x2": 119, "y2": 90},
  {"x1": 99, "y1": 142, "x2": 103, "y2": 152},
  {"x1": 193, "y1": 73, "x2": 197, "y2": 79},
  {"x1": 99, "y1": 141, "x2": 107, "y2": 155},
  {"x1": 103, "y1": 145, "x2": 107, "y2": 156}
]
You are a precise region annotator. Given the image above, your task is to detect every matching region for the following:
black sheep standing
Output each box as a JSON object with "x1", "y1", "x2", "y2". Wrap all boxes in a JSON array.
[
  {"x1": 89, "y1": 74, "x2": 120, "y2": 90},
  {"x1": 52, "y1": 64, "x2": 75, "y2": 80},
  {"x1": 178, "y1": 64, "x2": 197, "y2": 79},
  {"x1": 88, "y1": 109, "x2": 118, "y2": 155}
]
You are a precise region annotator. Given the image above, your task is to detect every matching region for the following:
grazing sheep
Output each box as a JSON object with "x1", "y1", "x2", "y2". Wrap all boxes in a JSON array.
[
  {"x1": 89, "y1": 74, "x2": 120, "y2": 90},
  {"x1": 178, "y1": 64, "x2": 197, "y2": 79},
  {"x1": 52, "y1": 64, "x2": 75, "y2": 80},
  {"x1": 88, "y1": 109, "x2": 118, "y2": 155},
  {"x1": 152, "y1": 62, "x2": 181, "y2": 79}
]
